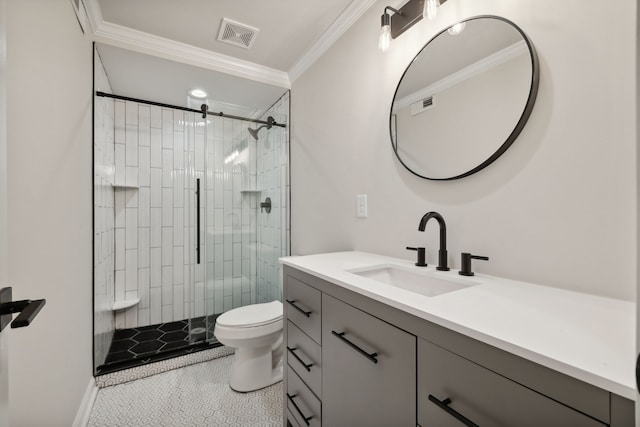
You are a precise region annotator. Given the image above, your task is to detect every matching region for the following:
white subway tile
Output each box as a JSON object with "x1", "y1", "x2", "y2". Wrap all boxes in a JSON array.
[
  {"x1": 125, "y1": 188, "x2": 138, "y2": 209},
  {"x1": 125, "y1": 166, "x2": 138, "y2": 187},
  {"x1": 214, "y1": 279, "x2": 224, "y2": 313},
  {"x1": 173, "y1": 285, "x2": 184, "y2": 320},
  {"x1": 115, "y1": 101, "x2": 126, "y2": 143},
  {"x1": 139, "y1": 105, "x2": 151, "y2": 145},
  {"x1": 150, "y1": 106, "x2": 162, "y2": 129},
  {"x1": 162, "y1": 188, "x2": 173, "y2": 227},
  {"x1": 223, "y1": 296, "x2": 232, "y2": 312},
  {"x1": 125, "y1": 101, "x2": 138, "y2": 125},
  {"x1": 125, "y1": 125, "x2": 138, "y2": 166},
  {"x1": 150, "y1": 247, "x2": 162, "y2": 287},
  {"x1": 214, "y1": 244, "x2": 223, "y2": 280},
  {"x1": 162, "y1": 149, "x2": 173, "y2": 187},
  {"x1": 162, "y1": 228, "x2": 173, "y2": 266},
  {"x1": 150, "y1": 128, "x2": 162, "y2": 167},
  {"x1": 173, "y1": 131, "x2": 184, "y2": 169},
  {"x1": 138, "y1": 268, "x2": 150, "y2": 308},
  {"x1": 138, "y1": 187, "x2": 150, "y2": 227},
  {"x1": 114, "y1": 190, "x2": 126, "y2": 228},
  {"x1": 162, "y1": 305, "x2": 173, "y2": 323},
  {"x1": 115, "y1": 312, "x2": 125, "y2": 330},
  {"x1": 139, "y1": 146, "x2": 150, "y2": 187},
  {"x1": 150, "y1": 208, "x2": 162, "y2": 247},
  {"x1": 115, "y1": 143, "x2": 126, "y2": 185},
  {"x1": 162, "y1": 109, "x2": 173, "y2": 148},
  {"x1": 125, "y1": 307, "x2": 138, "y2": 329},
  {"x1": 125, "y1": 249, "x2": 138, "y2": 291},
  {"x1": 173, "y1": 209, "x2": 184, "y2": 246},
  {"x1": 138, "y1": 227, "x2": 150, "y2": 268},
  {"x1": 150, "y1": 169, "x2": 162, "y2": 207},
  {"x1": 150, "y1": 288, "x2": 162, "y2": 324},
  {"x1": 137, "y1": 308, "x2": 150, "y2": 327},
  {"x1": 173, "y1": 172, "x2": 184, "y2": 208},
  {"x1": 115, "y1": 270, "x2": 125, "y2": 301},
  {"x1": 125, "y1": 208, "x2": 138, "y2": 249},
  {"x1": 233, "y1": 244, "x2": 241, "y2": 277},
  {"x1": 115, "y1": 229, "x2": 126, "y2": 270},
  {"x1": 173, "y1": 246, "x2": 184, "y2": 285}
]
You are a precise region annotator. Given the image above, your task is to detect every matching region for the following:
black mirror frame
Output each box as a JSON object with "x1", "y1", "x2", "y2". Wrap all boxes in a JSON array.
[{"x1": 389, "y1": 15, "x2": 540, "y2": 181}]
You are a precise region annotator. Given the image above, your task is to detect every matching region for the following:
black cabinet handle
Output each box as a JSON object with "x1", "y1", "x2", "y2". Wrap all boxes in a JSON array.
[
  {"x1": 331, "y1": 330, "x2": 378, "y2": 364},
  {"x1": 286, "y1": 299, "x2": 311, "y2": 317},
  {"x1": 286, "y1": 393, "x2": 313, "y2": 426},
  {"x1": 428, "y1": 395, "x2": 479, "y2": 427},
  {"x1": 287, "y1": 346, "x2": 314, "y2": 372}
]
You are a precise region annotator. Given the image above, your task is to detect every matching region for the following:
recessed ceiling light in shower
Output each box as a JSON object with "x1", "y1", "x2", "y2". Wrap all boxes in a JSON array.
[{"x1": 188, "y1": 88, "x2": 208, "y2": 98}]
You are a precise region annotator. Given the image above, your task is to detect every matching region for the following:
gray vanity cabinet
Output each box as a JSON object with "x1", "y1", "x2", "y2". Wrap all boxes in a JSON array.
[
  {"x1": 418, "y1": 339, "x2": 605, "y2": 426},
  {"x1": 321, "y1": 294, "x2": 416, "y2": 427},
  {"x1": 282, "y1": 265, "x2": 634, "y2": 427}
]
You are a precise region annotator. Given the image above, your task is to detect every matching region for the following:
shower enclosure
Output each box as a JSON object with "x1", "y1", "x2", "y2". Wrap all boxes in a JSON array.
[{"x1": 93, "y1": 51, "x2": 290, "y2": 374}]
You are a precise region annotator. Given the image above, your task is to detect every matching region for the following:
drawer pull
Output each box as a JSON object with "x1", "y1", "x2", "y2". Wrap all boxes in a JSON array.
[
  {"x1": 428, "y1": 395, "x2": 479, "y2": 427},
  {"x1": 287, "y1": 393, "x2": 314, "y2": 426},
  {"x1": 331, "y1": 330, "x2": 378, "y2": 364},
  {"x1": 287, "y1": 346, "x2": 314, "y2": 372},
  {"x1": 286, "y1": 299, "x2": 312, "y2": 317}
]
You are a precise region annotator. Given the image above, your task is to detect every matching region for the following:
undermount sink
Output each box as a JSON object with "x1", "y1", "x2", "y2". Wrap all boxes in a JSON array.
[{"x1": 349, "y1": 264, "x2": 478, "y2": 297}]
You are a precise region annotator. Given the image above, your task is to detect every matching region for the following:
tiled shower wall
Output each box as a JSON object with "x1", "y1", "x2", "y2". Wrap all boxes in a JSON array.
[
  {"x1": 112, "y1": 102, "x2": 204, "y2": 329},
  {"x1": 93, "y1": 50, "x2": 116, "y2": 369},
  {"x1": 256, "y1": 92, "x2": 290, "y2": 304},
  {"x1": 95, "y1": 73, "x2": 290, "y2": 362}
]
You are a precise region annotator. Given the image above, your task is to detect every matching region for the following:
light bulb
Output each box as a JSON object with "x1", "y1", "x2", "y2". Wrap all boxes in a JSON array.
[
  {"x1": 423, "y1": 0, "x2": 440, "y2": 21},
  {"x1": 378, "y1": 24, "x2": 391, "y2": 52},
  {"x1": 447, "y1": 22, "x2": 466, "y2": 35}
]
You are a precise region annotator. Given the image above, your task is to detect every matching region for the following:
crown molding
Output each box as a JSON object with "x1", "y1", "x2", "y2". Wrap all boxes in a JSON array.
[
  {"x1": 84, "y1": 0, "x2": 377, "y2": 89},
  {"x1": 288, "y1": 0, "x2": 377, "y2": 83},
  {"x1": 394, "y1": 40, "x2": 528, "y2": 110}
]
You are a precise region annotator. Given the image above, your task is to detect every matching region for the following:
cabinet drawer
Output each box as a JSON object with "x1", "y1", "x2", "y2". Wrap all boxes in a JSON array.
[
  {"x1": 322, "y1": 294, "x2": 416, "y2": 426},
  {"x1": 285, "y1": 276, "x2": 322, "y2": 344},
  {"x1": 287, "y1": 366, "x2": 321, "y2": 427},
  {"x1": 287, "y1": 321, "x2": 321, "y2": 397},
  {"x1": 418, "y1": 339, "x2": 606, "y2": 427}
]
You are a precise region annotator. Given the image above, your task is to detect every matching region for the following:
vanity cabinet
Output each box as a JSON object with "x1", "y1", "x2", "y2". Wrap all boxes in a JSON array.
[
  {"x1": 321, "y1": 294, "x2": 416, "y2": 426},
  {"x1": 418, "y1": 339, "x2": 605, "y2": 426},
  {"x1": 283, "y1": 265, "x2": 634, "y2": 427}
]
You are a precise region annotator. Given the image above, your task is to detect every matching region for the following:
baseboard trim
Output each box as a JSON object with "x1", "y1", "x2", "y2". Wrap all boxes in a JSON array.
[{"x1": 72, "y1": 377, "x2": 98, "y2": 427}]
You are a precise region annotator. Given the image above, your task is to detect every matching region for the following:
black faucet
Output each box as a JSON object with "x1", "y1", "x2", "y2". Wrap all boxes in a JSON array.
[{"x1": 418, "y1": 211, "x2": 449, "y2": 271}]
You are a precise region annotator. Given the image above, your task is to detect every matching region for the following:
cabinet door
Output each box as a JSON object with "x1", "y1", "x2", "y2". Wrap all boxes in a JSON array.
[
  {"x1": 322, "y1": 294, "x2": 416, "y2": 427},
  {"x1": 418, "y1": 339, "x2": 606, "y2": 427}
]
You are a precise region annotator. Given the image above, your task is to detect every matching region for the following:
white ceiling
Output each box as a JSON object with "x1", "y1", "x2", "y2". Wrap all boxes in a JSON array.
[{"x1": 89, "y1": 0, "x2": 371, "y2": 114}]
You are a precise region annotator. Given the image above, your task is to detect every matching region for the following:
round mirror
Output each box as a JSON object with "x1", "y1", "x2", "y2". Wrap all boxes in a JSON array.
[{"x1": 390, "y1": 16, "x2": 539, "y2": 180}]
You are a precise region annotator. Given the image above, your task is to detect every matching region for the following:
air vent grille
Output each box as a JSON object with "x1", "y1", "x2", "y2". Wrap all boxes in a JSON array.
[
  {"x1": 217, "y1": 18, "x2": 259, "y2": 49},
  {"x1": 411, "y1": 95, "x2": 435, "y2": 116}
]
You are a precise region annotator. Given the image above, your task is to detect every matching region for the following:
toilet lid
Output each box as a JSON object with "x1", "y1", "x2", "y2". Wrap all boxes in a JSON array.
[{"x1": 216, "y1": 300, "x2": 283, "y2": 328}]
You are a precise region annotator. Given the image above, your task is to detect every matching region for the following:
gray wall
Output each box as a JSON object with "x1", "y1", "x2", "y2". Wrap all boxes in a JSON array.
[
  {"x1": 291, "y1": 0, "x2": 636, "y2": 301},
  {"x1": 7, "y1": 0, "x2": 93, "y2": 425}
]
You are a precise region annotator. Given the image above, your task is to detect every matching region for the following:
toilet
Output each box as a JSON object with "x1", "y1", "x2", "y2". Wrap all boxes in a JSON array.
[{"x1": 213, "y1": 300, "x2": 284, "y2": 392}]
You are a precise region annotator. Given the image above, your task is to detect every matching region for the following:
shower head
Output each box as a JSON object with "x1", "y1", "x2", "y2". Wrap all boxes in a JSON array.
[{"x1": 248, "y1": 116, "x2": 276, "y2": 141}]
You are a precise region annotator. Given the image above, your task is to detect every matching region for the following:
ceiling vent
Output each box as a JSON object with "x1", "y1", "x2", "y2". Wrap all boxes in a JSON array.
[
  {"x1": 411, "y1": 96, "x2": 435, "y2": 116},
  {"x1": 217, "y1": 18, "x2": 260, "y2": 49}
]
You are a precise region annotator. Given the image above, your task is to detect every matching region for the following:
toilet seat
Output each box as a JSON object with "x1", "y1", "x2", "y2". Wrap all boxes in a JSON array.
[{"x1": 216, "y1": 300, "x2": 282, "y2": 328}]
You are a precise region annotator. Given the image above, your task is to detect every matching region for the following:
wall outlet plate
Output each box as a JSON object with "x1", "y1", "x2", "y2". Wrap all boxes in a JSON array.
[{"x1": 356, "y1": 194, "x2": 368, "y2": 218}]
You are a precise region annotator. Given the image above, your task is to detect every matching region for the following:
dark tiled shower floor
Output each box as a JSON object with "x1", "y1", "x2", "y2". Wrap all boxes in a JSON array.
[{"x1": 97, "y1": 314, "x2": 221, "y2": 375}]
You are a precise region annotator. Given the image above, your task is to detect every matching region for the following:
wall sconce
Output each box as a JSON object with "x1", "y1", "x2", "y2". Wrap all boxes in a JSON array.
[{"x1": 379, "y1": 0, "x2": 448, "y2": 52}]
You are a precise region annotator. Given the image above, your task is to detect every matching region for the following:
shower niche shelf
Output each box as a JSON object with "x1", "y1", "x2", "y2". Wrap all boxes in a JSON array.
[
  {"x1": 240, "y1": 189, "x2": 261, "y2": 193},
  {"x1": 112, "y1": 298, "x2": 140, "y2": 311},
  {"x1": 112, "y1": 183, "x2": 139, "y2": 189}
]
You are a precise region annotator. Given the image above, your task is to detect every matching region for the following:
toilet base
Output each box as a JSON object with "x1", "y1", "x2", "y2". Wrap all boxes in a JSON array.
[{"x1": 229, "y1": 345, "x2": 283, "y2": 393}]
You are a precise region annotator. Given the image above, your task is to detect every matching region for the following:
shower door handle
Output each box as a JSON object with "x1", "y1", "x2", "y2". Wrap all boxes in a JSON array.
[{"x1": 196, "y1": 178, "x2": 201, "y2": 264}]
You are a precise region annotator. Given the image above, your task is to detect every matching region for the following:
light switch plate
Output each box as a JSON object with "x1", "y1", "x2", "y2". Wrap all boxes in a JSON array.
[{"x1": 356, "y1": 194, "x2": 368, "y2": 218}]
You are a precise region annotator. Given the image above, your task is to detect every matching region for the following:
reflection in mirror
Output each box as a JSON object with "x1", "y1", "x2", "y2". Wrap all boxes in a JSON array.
[{"x1": 390, "y1": 16, "x2": 539, "y2": 180}]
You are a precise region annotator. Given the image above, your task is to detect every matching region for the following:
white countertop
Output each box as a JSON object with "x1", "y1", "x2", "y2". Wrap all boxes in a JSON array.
[{"x1": 280, "y1": 251, "x2": 636, "y2": 400}]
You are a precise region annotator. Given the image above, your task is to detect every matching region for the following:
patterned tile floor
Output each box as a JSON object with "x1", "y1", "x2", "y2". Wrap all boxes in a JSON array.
[{"x1": 88, "y1": 354, "x2": 283, "y2": 426}]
